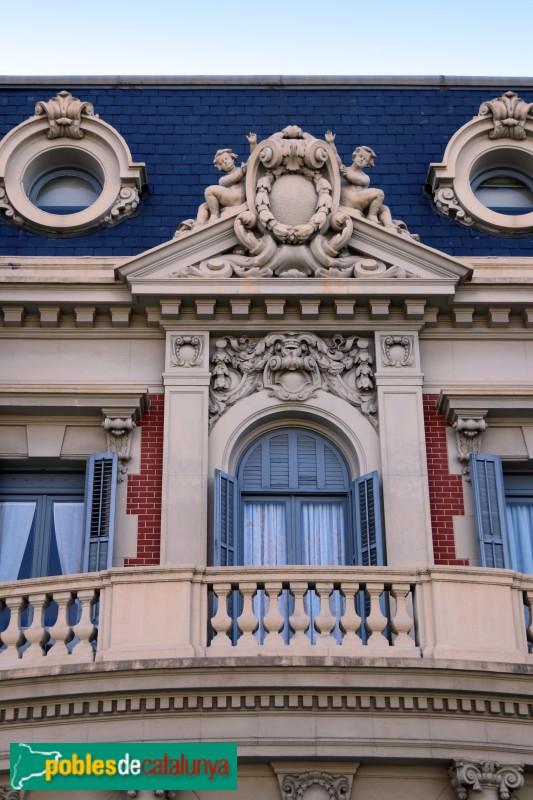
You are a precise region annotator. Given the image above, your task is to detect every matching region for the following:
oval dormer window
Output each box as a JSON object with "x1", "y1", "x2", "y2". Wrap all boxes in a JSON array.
[
  {"x1": 29, "y1": 167, "x2": 103, "y2": 215},
  {"x1": 471, "y1": 168, "x2": 533, "y2": 215}
]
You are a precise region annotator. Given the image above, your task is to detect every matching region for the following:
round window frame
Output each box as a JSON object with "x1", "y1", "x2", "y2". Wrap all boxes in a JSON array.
[
  {"x1": 0, "y1": 105, "x2": 147, "y2": 236},
  {"x1": 427, "y1": 109, "x2": 533, "y2": 235}
]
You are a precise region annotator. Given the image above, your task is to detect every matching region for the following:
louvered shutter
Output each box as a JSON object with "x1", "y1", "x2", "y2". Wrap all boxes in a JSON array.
[
  {"x1": 353, "y1": 471, "x2": 384, "y2": 566},
  {"x1": 82, "y1": 452, "x2": 118, "y2": 572},
  {"x1": 470, "y1": 453, "x2": 510, "y2": 568},
  {"x1": 214, "y1": 469, "x2": 237, "y2": 566}
]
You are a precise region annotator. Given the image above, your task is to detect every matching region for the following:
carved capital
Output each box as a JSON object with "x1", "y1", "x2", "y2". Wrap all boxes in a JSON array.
[
  {"x1": 479, "y1": 90, "x2": 533, "y2": 140},
  {"x1": 102, "y1": 413, "x2": 136, "y2": 482},
  {"x1": 0, "y1": 789, "x2": 25, "y2": 800},
  {"x1": 380, "y1": 334, "x2": 415, "y2": 367},
  {"x1": 34, "y1": 90, "x2": 97, "y2": 139},
  {"x1": 453, "y1": 415, "x2": 488, "y2": 479},
  {"x1": 279, "y1": 771, "x2": 351, "y2": 800},
  {"x1": 450, "y1": 761, "x2": 524, "y2": 800},
  {"x1": 171, "y1": 334, "x2": 204, "y2": 367},
  {"x1": 210, "y1": 332, "x2": 377, "y2": 430}
]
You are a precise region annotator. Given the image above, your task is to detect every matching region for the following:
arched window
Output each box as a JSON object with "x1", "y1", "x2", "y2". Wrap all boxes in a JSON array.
[{"x1": 214, "y1": 428, "x2": 384, "y2": 568}]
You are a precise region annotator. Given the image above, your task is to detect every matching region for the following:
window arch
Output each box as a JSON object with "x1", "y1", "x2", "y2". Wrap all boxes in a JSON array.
[{"x1": 214, "y1": 427, "x2": 383, "y2": 569}]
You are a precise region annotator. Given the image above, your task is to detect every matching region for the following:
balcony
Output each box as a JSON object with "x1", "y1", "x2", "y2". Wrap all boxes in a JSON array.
[{"x1": 0, "y1": 565, "x2": 532, "y2": 669}]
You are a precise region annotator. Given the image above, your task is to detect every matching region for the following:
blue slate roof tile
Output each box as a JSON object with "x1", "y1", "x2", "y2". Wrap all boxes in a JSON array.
[{"x1": 0, "y1": 82, "x2": 532, "y2": 257}]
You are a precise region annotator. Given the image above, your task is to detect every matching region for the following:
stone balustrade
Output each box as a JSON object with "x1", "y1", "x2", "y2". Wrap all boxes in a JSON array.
[{"x1": 0, "y1": 566, "x2": 532, "y2": 668}]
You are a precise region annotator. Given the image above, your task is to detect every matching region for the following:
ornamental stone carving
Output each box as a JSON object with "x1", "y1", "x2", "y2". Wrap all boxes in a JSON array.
[
  {"x1": 210, "y1": 332, "x2": 377, "y2": 429},
  {"x1": 174, "y1": 126, "x2": 418, "y2": 279},
  {"x1": 171, "y1": 334, "x2": 204, "y2": 367},
  {"x1": 100, "y1": 187, "x2": 141, "y2": 226},
  {"x1": 453, "y1": 415, "x2": 488, "y2": 479},
  {"x1": 479, "y1": 90, "x2": 533, "y2": 140},
  {"x1": 280, "y1": 771, "x2": 351, "y2": 800},
  {"x1": 380, "y1": 335, "x2": 415, "y2": 367},
  {"x1": 127, "y1": 792, "x2": 177, "y2": 799},
  {"x1": 103, "y1": 414, "x2": 136, "y2": 482},
  {"x1": 34, "y1": 90, "x2": 97, "y2": 139},
  {"x1": 450, "y1": 761, "x2": 524, "y2": 800},
  {"x1": 433, "y1": 188, "x2": 474, "y2": 227},
  {"x1": 0, "y1": 187, "x2": 23, "y2": 226},
  {"x1": 0, "y1": 789, "x2": 24, "y2": 800}
]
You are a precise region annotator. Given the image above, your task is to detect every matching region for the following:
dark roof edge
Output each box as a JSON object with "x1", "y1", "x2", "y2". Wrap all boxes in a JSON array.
[{"x1": 0, "y1": 75, "x2": 533, "y2": 88}]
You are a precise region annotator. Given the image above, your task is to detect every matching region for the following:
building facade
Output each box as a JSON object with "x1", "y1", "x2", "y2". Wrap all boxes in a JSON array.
[{"x1": 0, "y1": 76, "x2": 533, "y2": 799}]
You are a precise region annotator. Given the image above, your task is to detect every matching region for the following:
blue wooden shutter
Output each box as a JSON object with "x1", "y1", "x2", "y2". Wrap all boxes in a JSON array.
[
  {"x1": 353, "y1": 471, "x2": 384, "y2": 566},
  {"x1": 82, "y1": 453, "x2": 118, "y2": 572},
  {"x1": 214, "y1": 469, "x2": 237, "y2": 566},
  {"x1": 471, "y1": 453, "x2": 510, "y2": 568}
]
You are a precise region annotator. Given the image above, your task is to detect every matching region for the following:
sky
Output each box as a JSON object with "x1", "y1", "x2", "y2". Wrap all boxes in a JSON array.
[{"x1": 0, "y1": 0, "x2": 532, "y2": 77}]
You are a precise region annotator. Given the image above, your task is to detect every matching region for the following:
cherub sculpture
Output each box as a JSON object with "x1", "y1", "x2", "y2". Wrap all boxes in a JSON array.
[
  {"x1": 326, "y1": 132, "x2": 396, "y2": 230},
  {"x1": 176, "y1": 134, "x2": 256, "y2": 235}
]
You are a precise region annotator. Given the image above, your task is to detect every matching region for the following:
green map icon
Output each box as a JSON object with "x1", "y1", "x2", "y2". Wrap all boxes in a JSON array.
[{"x1": 11, "y1": 743, "x2": 63, "y2": 790}]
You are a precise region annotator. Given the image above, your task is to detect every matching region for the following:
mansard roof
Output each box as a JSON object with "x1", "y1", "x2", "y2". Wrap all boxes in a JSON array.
[{"x1": 1, "y1": 75, "x2": 533, "y2": 259}]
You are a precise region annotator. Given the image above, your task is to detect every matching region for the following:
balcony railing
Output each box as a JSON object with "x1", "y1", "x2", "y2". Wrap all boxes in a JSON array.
[{"x1": 0, "y1": 565, "x2": 532, "y2": 668}]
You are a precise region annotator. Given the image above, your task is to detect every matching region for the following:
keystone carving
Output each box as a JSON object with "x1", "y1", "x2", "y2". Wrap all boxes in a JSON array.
[
  {"x1": 34, "y1": 90, "x2": 97, "y2": 139},
  {"x1": 210, "y1": 332, "x2": 377, "y2": 430},
  {"x1": 450, "y1": 761, "x2": 524, "y2": 800},
  {"x1": 103, "y1": 415, "x2": 136, "y2": 482},
  {"x1": 280, "y1": 771, "x2": 351, "y2": 800},
  {"x1": 171, "y1": 334, "x2": 204, "y2": 367},
  {"x1": 433, "y1": 188, "x2": 474, "y2": 227},
  {"x1": 100, "y1": 187, "x2": 140, "y2": 226},
  {"x1": 479, "y1": 90, "x2": 533, "y2": 140},
  {"x1": 174, "y1": 126, "x2": 418, "y2": 278},
  {"x1": 453, "y1": 416, "x2": 488, "y2": 479},
  {"x1": 381, "y1": 335, "x2": 415, "y2": 367}
]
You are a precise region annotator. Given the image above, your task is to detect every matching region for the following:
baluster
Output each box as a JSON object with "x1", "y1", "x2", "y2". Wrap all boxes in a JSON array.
[
  {"x1": 288, "y1": 582, "x2": 311, "y2": 654},
  {"x1": 314, "y1": 581, "x2": 336, "y2": 652},
  {"x1": 390, "y1": 583, "x2": 416, "y2": 651},
  {"x1": 236, "y1": 581, "x2": 259, "y2": 653},
  {"x1": 21, "y1": 592, "x2": 50, "y2": 663},
  {"x1": 524, "y1": 589, "x2": 533, "y2": 652},
  {"x1": 208, "y1": 583, "x2": 233, "y2": 653},
  {"x1": 338, "y1": 581, "x2": 363, "y2": 652},
  {"x1": 71, "y1": 589, "x2": 97, "y2": 662},
  {"x1": 262, "y1": 581, "x2": 285, "y2": 651},
  {"x1": 364, "y1": 584, "x2": 389, "y2": 651},
  {"x1": 46, "y1": 591, "x2": 75, "y2": 661},
  {"x1": 0, "y1": 595, "x2": 27, "y2": 664}
]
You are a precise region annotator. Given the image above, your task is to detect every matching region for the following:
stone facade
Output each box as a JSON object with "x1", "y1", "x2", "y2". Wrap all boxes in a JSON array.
[{"x1": 0, "y1": 77, "x2": 533, "y2": 799}]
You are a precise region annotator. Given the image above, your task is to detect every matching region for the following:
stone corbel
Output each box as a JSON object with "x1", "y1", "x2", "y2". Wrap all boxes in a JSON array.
[
  {"x1": 272, "y1": 762, "x2": 359, "y2": 800},
  {"x1": 102, "y1": 410, "x2": 137, "y2": 482},
  {"x1": 450, "y1": 761, "x2": 524, "y2": 800},
  {"x1": 453, "y1": 413, "x2": 488, "y2": 480}
]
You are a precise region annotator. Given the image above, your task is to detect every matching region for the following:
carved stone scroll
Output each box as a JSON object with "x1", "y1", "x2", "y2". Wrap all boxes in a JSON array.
[
  {"x1": 171, "y1": 334, "x2": 204, "y2": 367},
  {"x1": 209, "y1": 332, "x2": 377, "y2": 430},
  {"x1": 34, "y1": 90, "x2": 97, "y2": 139},
  {"x1": 433, "y1": 188, "x2": 474, "y2": 226},
  {"x1": 381, "y1": 335, "x2": 415, "y2": 367},
  {"x1": 102, "y1": 414, "x2": 136, "y2": 482},
  {"x1": 479, "y1": 90, "x2": 533, "y2": 140},
  {"x1": 100, "y1": 187, "x2": 140, "y2": 226},
  {"x1": 450, "y1": 761, "x2": 524, "y2": 800}
]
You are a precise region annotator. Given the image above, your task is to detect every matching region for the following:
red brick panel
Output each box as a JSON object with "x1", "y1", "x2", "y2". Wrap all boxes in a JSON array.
[
  {"x1": 423, "y1": 394, "x2": 469, "y2": 566},
  {"x1": 124, "y1": 393, "x2": 164, "y2": 566}
]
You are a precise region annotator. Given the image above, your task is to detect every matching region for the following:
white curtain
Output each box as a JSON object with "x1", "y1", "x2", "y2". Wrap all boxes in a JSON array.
[
  {"x1": 301, "y1": 502, "x2": 345, "y2": 643},
  {"x1": 53, "y1": 502, "x2": 85, "y2": 575},
  {"x1": 243, "y1": 502, "x2": 288, "y2": 642},
  {"x1": 0, "y1": 502, "x2": 36, "y2": 581},
  {"x1": 506, "y1": 503, "x2": 533, "y2": 574}
]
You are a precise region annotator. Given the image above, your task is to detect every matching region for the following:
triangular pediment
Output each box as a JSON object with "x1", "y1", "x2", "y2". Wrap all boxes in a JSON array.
[{"x1": 117, "y1": 125, "x2": 471, "y2": 299}]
